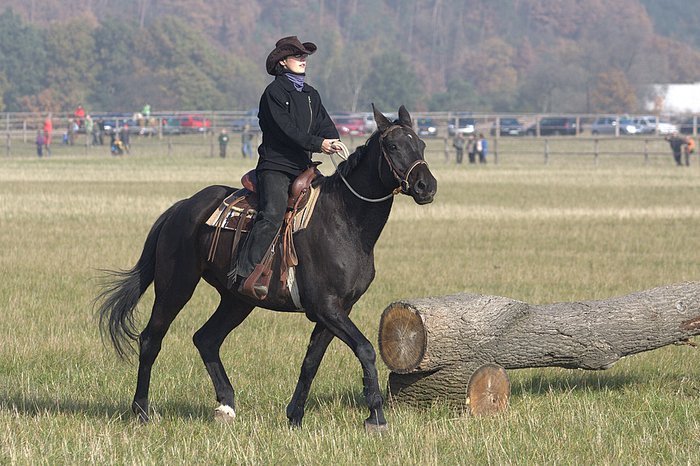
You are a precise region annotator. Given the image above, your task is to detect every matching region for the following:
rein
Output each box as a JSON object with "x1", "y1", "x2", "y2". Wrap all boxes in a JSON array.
[{"x1": 329, "y1": 126, "x2": 428, "y2": 203}]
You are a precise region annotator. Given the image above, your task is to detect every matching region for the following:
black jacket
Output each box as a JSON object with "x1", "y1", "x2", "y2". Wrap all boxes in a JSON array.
[{"x1": 256, "y1": 75, "x2": 339, "y2": 175}]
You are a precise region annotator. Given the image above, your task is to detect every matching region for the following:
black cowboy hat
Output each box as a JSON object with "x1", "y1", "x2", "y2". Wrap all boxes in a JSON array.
[{"x1": 265, "y1": 36, "x2": 317, "y2": 75}]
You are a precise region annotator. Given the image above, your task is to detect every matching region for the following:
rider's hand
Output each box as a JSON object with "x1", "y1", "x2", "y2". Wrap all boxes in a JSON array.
[{"x1": 321, "y1": 139, "x2": 341, "y2": 154}]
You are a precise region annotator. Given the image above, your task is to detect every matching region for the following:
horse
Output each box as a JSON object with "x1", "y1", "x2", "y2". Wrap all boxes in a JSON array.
[{"x1": 95, "y1": 105, "x2": 437, "y2": 431}]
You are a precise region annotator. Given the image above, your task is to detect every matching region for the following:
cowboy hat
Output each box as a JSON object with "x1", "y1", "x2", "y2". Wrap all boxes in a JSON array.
[{"x1": 266, "y1": 36, "x2": 317, "y2": 75}]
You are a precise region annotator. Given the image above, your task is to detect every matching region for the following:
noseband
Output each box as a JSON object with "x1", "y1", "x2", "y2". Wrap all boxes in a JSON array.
[{"x1": 330, "y1": 125, "x2": 429, "y2": 203}]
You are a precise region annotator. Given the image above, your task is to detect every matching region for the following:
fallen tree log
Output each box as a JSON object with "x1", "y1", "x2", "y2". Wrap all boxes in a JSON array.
[{"x1": 379, "y1": 282, "x2": 700, "y2": 408}]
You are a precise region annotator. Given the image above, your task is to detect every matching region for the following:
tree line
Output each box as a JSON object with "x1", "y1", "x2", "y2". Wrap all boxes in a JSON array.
[{"x1": 1, "y1": 0, "x2": 699, "y2": 115}]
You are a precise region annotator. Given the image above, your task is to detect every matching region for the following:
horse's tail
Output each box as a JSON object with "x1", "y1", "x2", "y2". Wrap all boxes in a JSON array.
[{"x1": 95, "y1": 200, "x2": 185, "y2": 359}]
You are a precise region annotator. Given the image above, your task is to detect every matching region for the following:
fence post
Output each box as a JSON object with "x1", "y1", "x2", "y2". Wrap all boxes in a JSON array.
[
  {"x1": 594, "y1": 138, "x2": 599, "y2": 165},
  {"x1": 167, "y1": 136, "x2": 172, "y2": 157},
  {"x1": 5, "y1": 113, "x2": 10, "y2": 157},
  {"x1": 544, "y1": 138, "x2": 549, "y2": 165},
  {"x1": 443, "y1": 136, "x2": 449, "y2": 163},
  {"x1": 493, "y1": 116, "x2": 499, "y2": 164},
  {"x1": 644, "y1": 139, "x2": 649, "y2": 165},
  {"x1": 493, "y1": 137, "x2": 498, "y2": 165}
]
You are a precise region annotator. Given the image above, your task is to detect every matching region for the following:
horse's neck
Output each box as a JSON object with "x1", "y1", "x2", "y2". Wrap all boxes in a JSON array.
[{"x1": 333, "y1": 143, "x2": 395, "y2": 244}]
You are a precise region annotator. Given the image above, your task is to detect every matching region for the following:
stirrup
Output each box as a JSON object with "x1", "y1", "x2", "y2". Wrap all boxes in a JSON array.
[{"x1": 238, "y1": 275, "x2": 268, "y2": 300}]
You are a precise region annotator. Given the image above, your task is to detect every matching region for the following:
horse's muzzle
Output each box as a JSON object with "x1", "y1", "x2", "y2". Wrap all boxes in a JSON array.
[{"x1": 410, "y1": 167, "x2": 437, "y2": 204}]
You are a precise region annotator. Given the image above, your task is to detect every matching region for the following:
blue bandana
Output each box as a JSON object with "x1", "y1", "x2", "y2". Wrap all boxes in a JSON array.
[{"x1": 284, "y1": 72, "x2": 305, "y2": 92}]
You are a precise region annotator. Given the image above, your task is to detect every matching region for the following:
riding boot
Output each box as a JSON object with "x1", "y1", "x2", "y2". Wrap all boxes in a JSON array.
[{"x1": 233, "y1": 169, "x2": 293, "y2": 298}]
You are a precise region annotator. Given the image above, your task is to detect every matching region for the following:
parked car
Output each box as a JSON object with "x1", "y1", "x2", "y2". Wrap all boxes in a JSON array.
[
  {"x1": 416, "y1": 118, "x2": 438, "y2": 137},
  {"x1": 526, "y1": 117, "x2": 579, "y2": 136},
  {"x1": 632, "y1": 115, "x2": 677, "y2": 135},
  {"x1": 677, "y1": 117, "x2": 698, "y2": 135},
  {"x1": 490, "y1": 117, "x2": 524, "y2": 136},
  {"x1": 161, "y1": 117, "x2": 183, "y2": 135},
  {"x1": 334, "y1": 116, "x2": 366, "y2": 136},
  {"x1": 178, "y1": 115, "x2": 212, "y2": 133},
  {"x1": 447, "y1": 117, "x2": 476, "y2": 136},
  {"x1": 590, "y1": 116, "x2": 638, "y2": 135}
]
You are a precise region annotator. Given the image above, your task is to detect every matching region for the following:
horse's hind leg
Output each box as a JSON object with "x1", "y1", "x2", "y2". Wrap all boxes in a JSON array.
[
  {"x1": 132, "y1": 268, "x2": 200, "y2": 422},
  {"x1": 193, "y1": 292, "x2": 254, "y2": 422},
  {"x1": 286, "y1": 323, "x2": 334, "y2": 427}
]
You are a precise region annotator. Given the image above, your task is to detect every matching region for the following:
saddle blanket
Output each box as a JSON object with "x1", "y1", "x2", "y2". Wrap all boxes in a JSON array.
[{"x1": 205, "y1": 185, "x2": 321, "y2": 233}]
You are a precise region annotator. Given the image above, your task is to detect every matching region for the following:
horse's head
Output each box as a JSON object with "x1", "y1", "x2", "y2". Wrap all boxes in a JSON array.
[{"x1": 373, "y1": 104, "x2": 437, "y2": 205}]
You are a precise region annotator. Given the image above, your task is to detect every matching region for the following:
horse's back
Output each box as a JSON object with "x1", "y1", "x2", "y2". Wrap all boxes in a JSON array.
[
  {"x1": 181, "y1": 184, "x2": 239, "y2": 224},
  {"x1": 155, "y1": 184, "x2": 238, "y2": 250}
]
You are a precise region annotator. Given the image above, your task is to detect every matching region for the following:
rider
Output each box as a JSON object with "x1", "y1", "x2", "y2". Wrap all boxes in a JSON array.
[{"x1": 236, "y1": 36, "x2": 341, "y2": 299}]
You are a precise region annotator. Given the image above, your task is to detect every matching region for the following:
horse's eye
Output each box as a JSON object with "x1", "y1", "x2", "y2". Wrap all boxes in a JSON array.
[{"x1": 389, "y1": 144, "x2": 398, "y2": 150}]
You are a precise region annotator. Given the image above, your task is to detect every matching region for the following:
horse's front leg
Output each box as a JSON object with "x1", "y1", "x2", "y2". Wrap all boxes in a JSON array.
[
  {"x1": 287, "y1": 323, "x2": 334, "y2": 427},
  {"x1": 315, "y1": 311, "x2": 388, "y2": 432}
]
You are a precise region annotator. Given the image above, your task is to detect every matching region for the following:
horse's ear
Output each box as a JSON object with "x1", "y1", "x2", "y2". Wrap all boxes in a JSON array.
[
  {"x1": 372, "y1": 103, "x2": 392, "y2": 133},
  {"x1": 398, "y1": 105, "x2": 412, "y2": 127}
]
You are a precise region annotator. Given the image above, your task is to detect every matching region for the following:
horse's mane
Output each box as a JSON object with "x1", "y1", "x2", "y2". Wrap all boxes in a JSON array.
[{"x1": 318, "y1": 132, "x2": 379, "y2": 190}]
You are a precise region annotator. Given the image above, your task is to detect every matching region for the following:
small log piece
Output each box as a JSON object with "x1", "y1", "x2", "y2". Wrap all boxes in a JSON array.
[{"x1": 379, "y1": 282, "x2": 700, "y2": 406}]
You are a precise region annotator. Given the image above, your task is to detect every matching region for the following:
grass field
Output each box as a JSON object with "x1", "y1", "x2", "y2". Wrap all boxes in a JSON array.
[{"x1": 1, "y1": 138, "x2": 700, "y2": 464}]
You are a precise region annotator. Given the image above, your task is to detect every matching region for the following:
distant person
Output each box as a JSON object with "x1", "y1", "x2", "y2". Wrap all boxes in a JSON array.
[
  {"x1": 142, "y1": 103, "x2": 151, "y2": 119},
  {"x1": 452, "y1": 132, "x2": 465, "y2": 164},
  {"x1": 665, "y1": 132, "x2": 687, "y2": 166},
  {"x1": 84, "y1": 115, "x2": 94, "y2": 146},
  {"x1": 36, "y1": 130, "x2": 45, "y2": 157},
  {"x1": 684, "y1": 136, "x2": 695, "y2": 166},
  {"x1": 466, "y1": 133, "x2": 477, "y2": 164},
  {"x1": 477, "y1": 133, "x2": 488, "y2": 163},
  {"x1": 94, "y1": 118, "x2": 104, "y2": 145},
  {"x1": 121, "y1": 125, "x2": 131, "y2": 153},
  {"x1": 69, "y1": 118, "x2": 79, "y2": 145},
  {"x1": 241, "y1": 124, "x2": 253, "y2": 159},
  {"x1": 43, "y1": 114, "x2": 53, "y2": 156},
  {"x1": 74, "y1": 104, "x2": 85, "y2": 128},
  {"x1": 218, "y1": 129, "x2": 229, "y2": 158},
  {"x1": 110, "y1": 131, "x2": 124, "y2": 155}
]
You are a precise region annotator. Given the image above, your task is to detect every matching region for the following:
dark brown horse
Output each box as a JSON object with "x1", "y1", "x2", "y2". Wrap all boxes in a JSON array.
[{"x1": 96, "y1": 105, "x2": 437, "y2": 430}]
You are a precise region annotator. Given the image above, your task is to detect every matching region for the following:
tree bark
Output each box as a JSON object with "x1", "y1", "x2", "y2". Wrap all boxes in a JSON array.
[{"x1": 379, "y1": 282, "x2": 700, "y2": 406}]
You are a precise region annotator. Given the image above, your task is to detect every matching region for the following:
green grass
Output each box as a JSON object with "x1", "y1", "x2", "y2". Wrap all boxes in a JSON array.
[{"x1": 1, "y1": 141, "x2": 700, "y2": 464}]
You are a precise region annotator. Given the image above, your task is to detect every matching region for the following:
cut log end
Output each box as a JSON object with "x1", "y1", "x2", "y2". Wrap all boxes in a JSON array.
[
  {"x1": 379, "y1": 303, "x2": 427, "y2": 373},
  {"x1": 467, "y1": 364, "x2": 510, "y2": 417}
]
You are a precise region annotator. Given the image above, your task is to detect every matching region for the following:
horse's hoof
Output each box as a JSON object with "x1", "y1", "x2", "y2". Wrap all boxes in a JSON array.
[
  {"x1": 132, "y1": 402, "x2": 149, "y2": 424},
  {"x1": 364, "y1": 419, "x2": 388, "y2": 433},
  {"x1": 214, "y1": 404, "x2": 236, "y2": 423},
  {"x1": 288, "y1": 419, "x2": 302, "y2": 429}
]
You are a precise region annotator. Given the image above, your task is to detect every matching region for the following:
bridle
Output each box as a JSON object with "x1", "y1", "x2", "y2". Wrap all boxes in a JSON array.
[{"x1": 329, "y1": 124, "x2": 429, "y2": 203}]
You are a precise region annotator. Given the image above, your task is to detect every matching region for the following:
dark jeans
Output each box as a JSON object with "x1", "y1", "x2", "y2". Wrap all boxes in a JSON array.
[
  {"x1": 673, "y1": 151, "x2": 682, "y2": 166},
  {"x1": 237, "y1": 169, "x2": 295, "y2": 277}
]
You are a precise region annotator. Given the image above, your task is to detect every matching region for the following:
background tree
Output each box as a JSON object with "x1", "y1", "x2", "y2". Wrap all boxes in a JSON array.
[
  {"x1": 43, "y1": 18, "x2": 98, "y2": 112},
  {"x1": 428, "y1": 79, "x2": 481, "y2": 112},
  {"x1": 0, "y1": 1, "x2": 699, "y2": 113},
  {"x1": 0, "y1": 9, "x2": 46, "y2": 111},
  {"x1": 359, "y1": 52, "x2": 420, "y2": 111},
  {"x1": 90, "y1": 19, "x2": 144, "y2": 111},
  {"x1": 590, "y1": 70, "x2": 638, "y2": 113}
]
